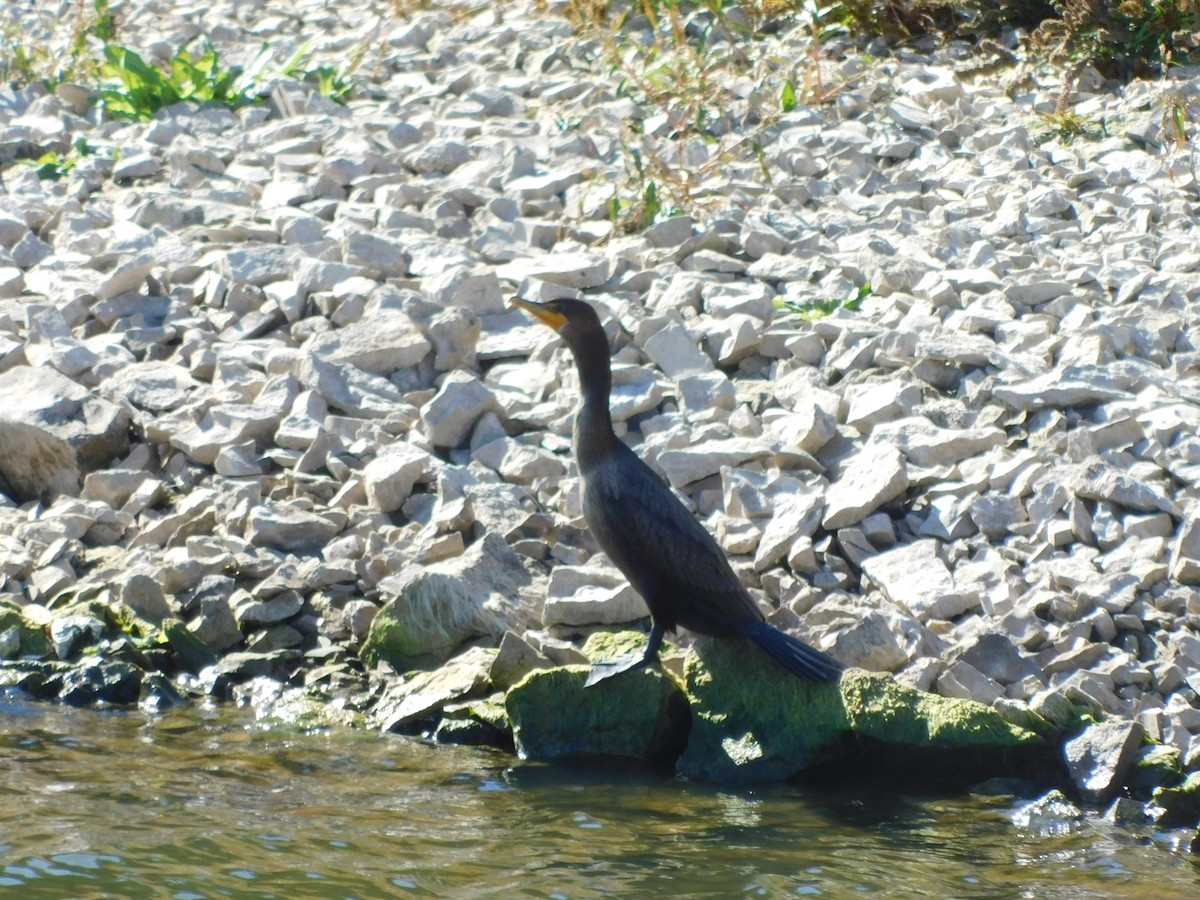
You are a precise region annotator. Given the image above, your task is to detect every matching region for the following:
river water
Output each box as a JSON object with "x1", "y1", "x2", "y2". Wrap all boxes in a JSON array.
[{"x1": 1, "y1": 696, "x2": 1195, "y2": 898}]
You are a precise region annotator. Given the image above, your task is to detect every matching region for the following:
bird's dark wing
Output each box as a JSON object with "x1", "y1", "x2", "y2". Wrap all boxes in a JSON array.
[{"x1": 582, "y1": 446, "x2": 763, "y2": 630}]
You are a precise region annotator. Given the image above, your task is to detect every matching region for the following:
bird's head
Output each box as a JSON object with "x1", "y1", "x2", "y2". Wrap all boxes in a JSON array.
[{"x1": 510, "y1": 297, "x2": 607, "y2": 352}]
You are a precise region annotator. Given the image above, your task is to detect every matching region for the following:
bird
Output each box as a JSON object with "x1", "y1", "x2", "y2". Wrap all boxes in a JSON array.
[{"x1": 512, "y1": 296, "x2": 843, "y2": 687}]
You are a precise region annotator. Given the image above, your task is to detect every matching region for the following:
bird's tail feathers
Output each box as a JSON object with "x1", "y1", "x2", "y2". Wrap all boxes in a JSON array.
[{"x1": 740, "y1": 620, "x2": 843, "y2": 682}]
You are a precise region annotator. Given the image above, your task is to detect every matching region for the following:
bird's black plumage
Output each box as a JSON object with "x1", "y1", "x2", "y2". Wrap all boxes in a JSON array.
[{"x1": 513, "y1": 296, "x2": 842, "y2": 685}]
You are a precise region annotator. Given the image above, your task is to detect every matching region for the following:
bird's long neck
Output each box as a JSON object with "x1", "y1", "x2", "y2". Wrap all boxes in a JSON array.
[{"x1": 570, "y1": 335, "x2": 619, "y2": 470}]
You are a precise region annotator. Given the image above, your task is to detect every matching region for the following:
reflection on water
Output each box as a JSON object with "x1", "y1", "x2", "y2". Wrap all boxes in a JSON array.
[{"x1": 0, "y1": 696, "x2": 1196, "y2": 898}]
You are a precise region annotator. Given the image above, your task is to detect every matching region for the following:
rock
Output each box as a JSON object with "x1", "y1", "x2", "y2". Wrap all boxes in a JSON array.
[
  {"x1": 992, "y1": 374, "x2": 1130, "y2": 412},
  {"x1": 49, "y1": 614, "x2": 105, "y2": 661},
  {"x1": 343, "y1": 232, "x2": 411, "y2": 278},
  {"x1": 188, "y1": 596, "x2": 242, "y2": 652},
  {"x1": 753, "y1": 493, "x2": 823, "y2": 572},
  {"x1": 306, "y1": 310, "x2": 431, "y2": 375},
  {"x1": 298, "y1": 353, "x2": 412, "y2": 418},
  {"x1": 1011, "y1": 790, "x2": 1084, "y2": 836},
  {"x1": 245, "y1": 503, "x2": 342, "y2": 551},
  {"x1": 677, "y1": 640, "x2": 1049, "y2": 783},
  {"x1": 0, "y1": 366, "x2": 130, "y2": 471},
  {"x1": 473, "y1": 437, "x2": 565, "y2": 484},
  {"x1": 860, "y1": 540, "x2": 976, "y2": 621},
  {"x1": 496, "y1": 252, "x2": 610, "y2": 290},
  {"x1": 59, "y1": 659, "x2": 143, "y2": 706},
  {"x1": 0, "y1": 420, "x2": 79, "y2": 503},
  {"x1": 1152, "y1": 772, "x2": 1200, "y2": 828},
  {"x1": 871, "y1": 417, "x2": 1006, "y2": 468},
  {"x1": 542, "y1": 563, "x2": 646, "y2": 627},
  {"x1": 822, "y1": 441, "x2": 909, "y2": 530},
  {"x1": 824, "y1": 611, "x2": 910, "y2": 671},
  {"x1": 937, "y1": 660, "x2": 1004, "y2": 705},
  {"x1": 232, "y1": 590, "x2": 304, "y2": 628},
  {"x1": 642, "y1": 321, "x2": 713, "y2": 377},
  {"x1": 435, "y1": 693, "x2": 511, "y2": 747},
  {"x1": 1064, "y1": 719, "x2": 1145, "y2": 805},
  {"x1": 120, "y1": 573, "x2": 174, "y2": 623},
  {"x1": 100, "y1": 361, "x2": 198, "y2": 412},
  {"x1": 657, "y1": 438, "x2": 777, "y2": 489},
  {"x1": 362, "y1": 533, "x2": 535, "y2": 669},
  {"x1": 1070, "y1": 459, "x2": 1180, "y2": 517},
  {"x1": 428, "y1": 306, "x2": 481, "y2": 371},
  {"x1": 0, "y1": 602, "x2": 51, "y2": 657},
  {"x1": 421, "y1": 372, "x2": 496, "y2": 447},
  {"x1": 363, "y1": 444, "x2": 433, "y2": 513},
  {"x1": 955, "y1": 633, "x2": 1045, "y2": 686},
  {"x1": 489, "y1": 631, "x2": 554, "y2": 690},
  {"x1": 505, "y1": 666, "x2": 688, "y2": 765},
  {"x1": 845, "y1": 382, "x2": 921, "y2": 432},
  {"x1": 1171, "y1": 513, "x2": 1200, "y2": 585},
  {"x1": 374, "y1": 646, "x2": 497, "y2": 733}
]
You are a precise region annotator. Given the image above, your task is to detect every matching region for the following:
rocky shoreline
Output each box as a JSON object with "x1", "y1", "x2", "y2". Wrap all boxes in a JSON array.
[{"x1": 3, "y1": 0, "x2": 1200, "y2": 842}]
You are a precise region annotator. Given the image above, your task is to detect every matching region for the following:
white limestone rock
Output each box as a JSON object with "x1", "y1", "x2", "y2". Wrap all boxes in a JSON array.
[
  {"x1": 822, "y1": 441, "x2": 908, "y2": 530},
  {"x1": 364, "y1": 444, "x2": 434, "y2": 513},
  {"x1": 860, "y1": 539, "x2": 977, "y2": 621}
]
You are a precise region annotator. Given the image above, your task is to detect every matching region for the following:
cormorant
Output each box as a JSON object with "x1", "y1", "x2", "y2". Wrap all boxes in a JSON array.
[{"x1": 513, "y1": 297, "x2": 843, "y2": 686}]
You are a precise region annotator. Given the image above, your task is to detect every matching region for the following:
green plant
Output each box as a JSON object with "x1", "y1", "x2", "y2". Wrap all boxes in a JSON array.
[
  {"x1": 1032, "y1": 0, "x2": 1200, "y2": 76},
  {"x1": 1040, "y1": 108, "x2": 1091, "y2": 142},
  {"x1": 25, "y1": 136, "x2": 102, "y2": 180},
  {"x1": 278, "y1": 40, "x2": 358, "y2": 104},
  {"x1": 0, "y1": 0, "x2": 116, "y2": 87},
  {"x1": 98, "y1": 43, "x2": 268, "y2": 120},
  {"x1": 775, "y1": 282, "x2": 871, "y2": 321}
]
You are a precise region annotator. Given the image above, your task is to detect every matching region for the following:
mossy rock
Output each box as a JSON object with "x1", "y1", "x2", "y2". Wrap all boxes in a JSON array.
[
  {"x1": 436, "y1": 692, "x2": 512, "y2": 748},
  {"x1": 0, "y1": 602, "x2": 51, "y2": 659},
  {"x1": 360, "y1": 603, "x2": 442, "y2": 672},
  {"x1": 678, "y1": 637, "x2": 849, "y2": 782},
  {"x1": 1129, "y1": 743, "x2": 1183, "y2": 797},
  {"x1": 506, "y1": 666, "x2": 689, "y2": 768},
  {"x1": 1153, "y1": 771, "x2": 1200, "y2": 828},
  {"x1": 677, "y1": 636, "x2": 1052, "y2": 783},
  {"x1": 581, "y1": 630, "x2": 651, "y2": 661},
  {"x1": 580, "y1": 629, "x2": 684, "y2": 669}
]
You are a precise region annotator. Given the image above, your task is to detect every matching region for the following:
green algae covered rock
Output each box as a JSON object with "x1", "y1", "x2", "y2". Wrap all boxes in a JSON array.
[
  {"x1": 677, "y1": 636, "x2": 1051, "y2": 783},
  {"x1": 0, "y1": 601, "x2": 51, "y2": 659},
  {"x1": 506, "y1": 666, "x2": 688, "y2": 767},
  {"x1": 580, "y1": 629, "x2": 651, "y2": 661},
  {"x1": 436, "y1": 692, "x2": 512, "y2": 748},
  {"x1": 677, "y1": 637, "x2": 848, "y2": 782},
  {"x1": 844, "y1": 666, "x2": 1046, "y2": 749},
  {"x1": 1152, "y1": 771, "x2": 1200, "y2": 828}
]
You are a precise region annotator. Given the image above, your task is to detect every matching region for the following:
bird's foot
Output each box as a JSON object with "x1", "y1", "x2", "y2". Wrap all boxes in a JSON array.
[{"x1": 584, "y1": 652, "x2": 657, "y2": 687}]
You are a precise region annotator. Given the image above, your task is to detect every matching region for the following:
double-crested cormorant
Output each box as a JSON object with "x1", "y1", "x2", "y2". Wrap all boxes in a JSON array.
[{"x1": 513, "y1": 297, "x2": 842, "y2": 686}]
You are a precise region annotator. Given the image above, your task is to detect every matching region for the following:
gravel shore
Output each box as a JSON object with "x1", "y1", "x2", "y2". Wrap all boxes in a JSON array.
[{"x1": 3, "y1": 0, "x2": 1200, "y2": 807}]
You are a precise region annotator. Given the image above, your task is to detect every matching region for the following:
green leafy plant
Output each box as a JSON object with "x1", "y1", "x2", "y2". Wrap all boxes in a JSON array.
[
  {"x1": 780, "y1": 79, "x2": 797, "y2": 112},
  {"x1": 98, "y1": 43, "x2": 268, "y2": 120},
  {"x1": 775, "y1": 282, "x2": 871, "y2": 321},
  {"x1": 277, "y1": 40, "x2": 358, "y2": 105},
  {"x1": 25, "y1": 136, "x2": 105, "y2": 180}
]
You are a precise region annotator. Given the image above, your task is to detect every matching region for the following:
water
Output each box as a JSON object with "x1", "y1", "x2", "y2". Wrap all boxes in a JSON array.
[{"x1": 0, "y1": 698, "x2": 1196, "y2": 898}]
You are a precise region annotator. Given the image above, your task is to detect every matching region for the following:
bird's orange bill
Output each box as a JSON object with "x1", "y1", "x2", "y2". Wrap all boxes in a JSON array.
[{"x1": 510, "y1": 297, "x2": 567, "y2": 330}]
